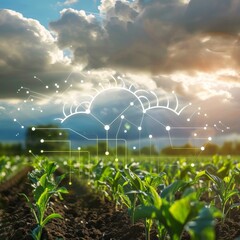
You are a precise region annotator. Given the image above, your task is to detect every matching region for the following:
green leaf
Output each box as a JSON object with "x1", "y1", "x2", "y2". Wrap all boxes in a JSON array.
[
  {"x1": 31, "y1": 225, "x2": 42, "y2": 240},
  {"x1": 42, "y1": 213, "x2": 62, "y2": 227},
  {"x1": 56, "y1": 173, "x2": 67, "y2": 186},
  {"x1": 37, "y1": 188, "x2": 49, "y2": 218},
  {"x1": 125, "y1": 190, "x2": 148, "y2": 197},
  {"x1": 187, "y1": 207, "x2": 221, "y2": 240},
  {"x1": 148, "y1": 186, "x2": 162, "y2": 209},
  {"x1": 133, "y1": 205, "x2": 157, "y2": 222},
  {"x1": 39, "y1": 173, "x2": 47, "y2": 187},
  {"x1": 45, "y1": 162, "x2": 57, "y2": 176},
  {"x1": 169, "y1": 196, "x2": 192, "y2": 224},
  {"x1": 57, "y1": 187, "x2": 69, "y2": 194},
  {"x1": 161, "y1": 180, "x2": 186, "y2": 201},
  {"x1": 33, "y1": 185, "x2": 44, "y2": 202}
]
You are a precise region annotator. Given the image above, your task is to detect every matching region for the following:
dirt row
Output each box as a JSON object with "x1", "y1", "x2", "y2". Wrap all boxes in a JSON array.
[{"x1": 0, "y1": 169, "x2": 239, "y2": 240}]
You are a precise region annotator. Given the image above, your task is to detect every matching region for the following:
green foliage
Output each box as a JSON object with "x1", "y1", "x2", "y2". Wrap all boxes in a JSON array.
[
  {"x1": 22, "y1": 160, "x2": 68, "y2": 240},
  {"x1": 25, "y1": 124, "x2": 69, "y2": 154},
  {"x1": 197, "y1": 168, "x2": 240, "y2": 219}
]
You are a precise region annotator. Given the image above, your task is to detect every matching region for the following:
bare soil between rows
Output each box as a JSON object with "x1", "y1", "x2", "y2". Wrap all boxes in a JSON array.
[{"x1": 0, "y1": 168, "x2": 239, "y2": 240}]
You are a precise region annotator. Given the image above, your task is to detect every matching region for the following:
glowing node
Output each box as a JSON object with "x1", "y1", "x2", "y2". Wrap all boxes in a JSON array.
[
  {"x1": 87, "y1": 71, "x2": 91, "y2": 74},
  {"x1": 26, "y1": 91, "x2": 29, "y2": 94},
  {"x1": 85, "y1": 109, "x2": 90, "y2": 114},
  {"x1": 130, "y1": 102, "x2": 134, "y2": 106},
  {"x1": 204, "y1": 127, "x2": 207, "y2": 130},
  {"x1": 138, "y1": 126, "x2": 142, "y2": 131},
  {"x1": 69, "y1": 182, "x2": 72, "y2": 186},
  {"x1": 29, "y1": 150, "x2": 32, "y2": 153},
  {"x1": 194, "y1": 133, "x2": 197, "y2": 137},
  {"x1": 115, "y1": 158, "x2": 118, "y2": 162},
  {"x1": 65, "y1": 80, "x2": 67, "y2": 83},
  {"x1": 17, "y1": 108, "x2": 20, "y2": 111},
  {"x1": 78, "y1": 147, "x2": 81, "y2": 151},
  {"x1": 104, "y1": 125, "x2": 110, "y2": 131},
  {"x1": 198, "y1": 112, "x2": 200, "y2": 115},
  {"x1": 40, "y1": 139, "x2": 44, "y2": 143},
  {"x1": 41, "y1": 150, "x2": 44, "y2": 153},
  {"x1": 13, "y1": 119, "x2": 16, "y2": 122},
  {"x1": 189, "y1": 102, "x2": 192, "y2": 106},
  {"x1": 46, "y1": 86, "x2": 49, "y2": 89},
  {"x1": 200, "y1": 146, "x2": 205, "y2": 151},
  {"x1": 172, "y1": 91, "x2": 175, "y2": 94},
  {"x1": 56, "y1": 91, "x2": 59, "y2": 93},
  {"x1": 80, "y1": 80, "x2": 84, "y2": 83},
  {"x1": 166, "y1": 126, "x2": 171, "y2": 131},
  {"x1": 204, "y1": 114, "x2": 207, "y2": 117},
  {"x1": 124, "y1": 130, "x2": 127, "y2": 133},
  {"x1": 219, "y1": 121, "x2": 221, "y2": 123},
  {"x1": 198, "y1": 107, "x2": 201, "y2": 110},
  {"x1": 105, "y1": 151, "x2": 109, "y2": 156},
  {"x1": 208, "y1": 137, "x2": 212, "y2": 141},
  {"x1": 32, "y1": 108, "x2": 35, "y2": 111},
  {"x1": 149, "y1": 134, "x2": 153, "y2": 139},
  {"x1": 222, "y1": 130, "x2": 224, "y2": 132},
  {"x1": 31, "y1": 99, "x2": 34, "y2": 102},
  {"x1": 21, "y1": 126, "x2": 24, "y2": 129},
  {"x1": 59, "y1": 132, "x2": 62, "y2": 136},
  {"x1": 121, "y1": 115, "x2": 125, "y2": 119},
  {"x1": 32, "y1": 127, "x2": 36, "y2": 131},
  {"x1": 24, "y1": 100, "x2": 27, "y2": 103},
  {"x1": 187, "y1": 118, "x2": 190, "y2": 122},
  {"x1": 133, "y1": 146, "x2": 137, "y2": 150},
  {"x1": 143, "y1": 110, "x2": 146, "y2": 113}
]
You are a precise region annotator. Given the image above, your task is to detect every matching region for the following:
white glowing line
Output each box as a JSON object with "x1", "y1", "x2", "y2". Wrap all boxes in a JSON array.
[
  {"x1": 34, "y1": 127, "x2": 128, "y2": 143},
  {"x1": 117, "y1": 76, "x2": 126, "y2": 88},
  {"x1": 109, "y1": 104, "x2": 133, "y2": 126},
  {"x1": 75, "y1": 101, "x2": 91, "y2": 112},
  {"x1": 166, "y1": 97, "x2": 170, "y2": 108},
  {"x1": 145, "y1": 105, "x2": 189, "y2": 116},
  {"x1": 150, "y1": 91, "x2": 159, "y2": 106},
  {"x1": 138, "y1": 96, "x2": 151, "y2": 109},
  {"x1": 129, "y1": 84, "x2": 137, "y2": 91},
  {"x1": 60, "y1": 87, "x2": 145, "y2": 123},
  {"x1": 172, "y1": 92, "x2": 179, "y2": 111},
  {"x1": 134, "y1": 89, "x2": 150, "y2": 95},
  {"x1": 110, "y1": 75, "x2": 118, "y2": 86}
]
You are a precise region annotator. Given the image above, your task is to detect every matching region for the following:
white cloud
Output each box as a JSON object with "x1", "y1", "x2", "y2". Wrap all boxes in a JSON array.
[
  {"x1": 58, "y1": 0, "x2": 78, "y2": 6},
  {"x1": 50, "y1": 0, "x2": 240, "y2": 75},
  {"x1": 0, "y1": 9, "x2": 71, "y2": 99}
]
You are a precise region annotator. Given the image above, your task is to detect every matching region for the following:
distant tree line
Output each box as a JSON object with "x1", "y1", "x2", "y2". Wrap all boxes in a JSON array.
[
  {"x1": 0, "y1": 124, "x2": 240, "y2": 156},
  {"x1": 0, "y1": 143, "x2": 23, "y2": 155}
]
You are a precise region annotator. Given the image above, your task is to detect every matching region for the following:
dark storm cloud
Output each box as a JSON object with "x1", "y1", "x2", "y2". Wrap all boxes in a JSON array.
[
  {"x1": 0, "y1": 9, "x2": 71, "y2": 99},
  {"x1": 49, "y1": 0, "x2": 240, "y2": 74},
  {"x1": 185, "y1": 0, "x2": 240, "y2": 34}
]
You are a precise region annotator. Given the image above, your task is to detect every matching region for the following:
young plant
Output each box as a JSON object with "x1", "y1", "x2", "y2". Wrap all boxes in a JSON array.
[
  {"x1": 134, "y1": 189, "x2": 222, "y2": 240},
  {"x1": 197, "y1": 168, "x2": 240, "y2": 220},
  {"x1": 22, "y1": 160, "x2": 68, "y2": 240}
]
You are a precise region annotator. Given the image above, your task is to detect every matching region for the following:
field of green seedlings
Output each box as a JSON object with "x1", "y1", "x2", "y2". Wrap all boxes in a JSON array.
[{"x1": 0, "y1": 155, "x2": 239, "y2": 240}]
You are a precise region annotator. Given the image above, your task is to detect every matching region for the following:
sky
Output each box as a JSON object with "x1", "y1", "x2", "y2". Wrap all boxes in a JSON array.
[{"x1": 0, "y1": 0, "x2": 240, "y2": 149}]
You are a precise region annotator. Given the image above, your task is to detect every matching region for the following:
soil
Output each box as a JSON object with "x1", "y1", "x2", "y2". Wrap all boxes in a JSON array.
[{"x1": 0, "y1": 168, "x2": 239, "y2": 240}]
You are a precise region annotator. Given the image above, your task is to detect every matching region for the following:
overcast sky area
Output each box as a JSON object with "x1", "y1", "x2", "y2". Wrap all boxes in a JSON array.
[{"x1": 0, "y1": 0, "x2": 240, "y2": 148}]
